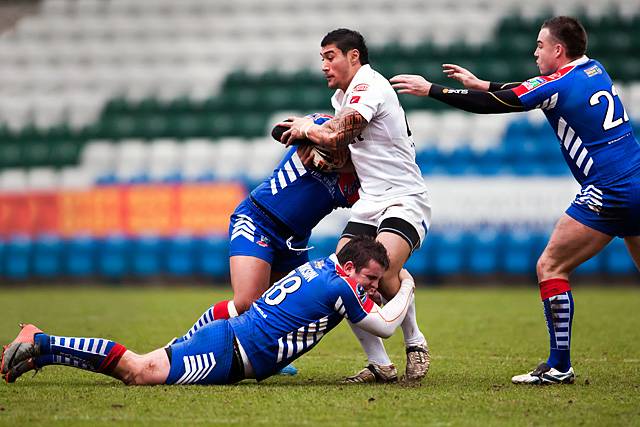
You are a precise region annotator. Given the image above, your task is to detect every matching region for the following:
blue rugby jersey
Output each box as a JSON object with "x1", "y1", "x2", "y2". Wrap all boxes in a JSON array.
[
  {"x1": 512, "y1": 56, "x2": 640, "y2": 186},
  {"x1": 228, "y1": 254, "x2": 374, "y2": 380},
  {"x1": 251, "y1": 147, "x2": 359, "y2": 237}
]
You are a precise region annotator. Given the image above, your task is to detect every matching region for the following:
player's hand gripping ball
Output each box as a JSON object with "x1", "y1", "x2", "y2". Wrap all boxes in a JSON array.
[{"x1": 272, "y1": 113, "x2": 349, "y2": 172}]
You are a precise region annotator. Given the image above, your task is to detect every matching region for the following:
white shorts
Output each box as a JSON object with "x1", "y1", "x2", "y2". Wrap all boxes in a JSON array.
[{"x1": 341, "y1": 192, "x2": 432, "y2": 251}]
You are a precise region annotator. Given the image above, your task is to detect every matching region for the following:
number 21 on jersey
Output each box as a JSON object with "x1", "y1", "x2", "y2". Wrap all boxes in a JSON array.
[{"x1": 589, "y1": 85, "x2": 629, "y2": 131}]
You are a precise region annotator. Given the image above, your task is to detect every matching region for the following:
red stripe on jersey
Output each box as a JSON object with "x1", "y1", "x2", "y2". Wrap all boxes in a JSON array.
[
  {"x1": 335, "y1": 262, "x2": 374, "y2": 313},
  {"x1": 512, "y1": 64, "x2": 577, "y2": 97},
  {"x1": 340, "y1": 276, "x2": 374, "y2": 313},
  {"x1": 338, "y1": 172, "x2": 360, "y2": 206}
]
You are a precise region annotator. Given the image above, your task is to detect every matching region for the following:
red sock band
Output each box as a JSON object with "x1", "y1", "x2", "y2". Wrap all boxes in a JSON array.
[
  {"x1": 212, "y1": 300, "x2": 231, "y2": 320},
  {"x1": 539, "y1": 278, "x2": 571, "y2": 300},
  {"x1": 98, "y1": 343, "x2": 127, "y2": 374}
]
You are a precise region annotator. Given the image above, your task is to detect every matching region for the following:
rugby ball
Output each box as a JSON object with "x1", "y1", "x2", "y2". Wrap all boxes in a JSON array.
[
  {"x1": 271, "y1": 113, "x2": 333, "y2": 145},
  {"x1": 271, "y1": 119, "x2": 313, "y2": 145}
]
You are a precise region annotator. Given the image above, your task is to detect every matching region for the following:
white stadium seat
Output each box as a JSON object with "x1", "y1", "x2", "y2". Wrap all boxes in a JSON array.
[
  {"x1": 180, "y1": 138, "x2": 216, "y2": 181},
  {"x1": 27, "y1": 167, "x2": 59, "y2": 191},
  {"x1": 0, "y1": 169, "x2": 29, "y2": 192}
]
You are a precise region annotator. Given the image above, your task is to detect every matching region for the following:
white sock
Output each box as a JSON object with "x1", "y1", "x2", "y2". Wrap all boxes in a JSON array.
[
  {"x1": 349, "y1": 322, "x2": 392, "y2": 366},
  {"x1": 400, "y1": 296, "x2": 426, "y2": 347}
]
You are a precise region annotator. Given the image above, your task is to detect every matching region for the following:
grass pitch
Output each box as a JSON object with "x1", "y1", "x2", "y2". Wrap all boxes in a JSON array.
[{"x1": 1, "y1": 285, "x2": 639, "y2": 426}]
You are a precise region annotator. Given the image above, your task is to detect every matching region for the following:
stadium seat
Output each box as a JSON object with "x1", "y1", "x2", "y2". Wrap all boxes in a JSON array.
[
  {"x1": 404, "y1": 244, "x2": 430, "y2": 276},
  {"x1": 602, "y1": 239, "x2": 637, "y2": 274},
  {"x1": 97, "y1": 235, "x2": 131, "y2": 280},
  {"x1": 32, "y1": 235, "x2": 63, "y2": 279},
  {"x1": 166, "y1": 235, "x2": 197, "y2": 277},
  {"x1": 3, "y1": 236, "x2": 32, "y2": 280},
  {"x1": 198, "y1": 235, "x2": 228, "y2": 278},
  {"x1": 467, "y1": 228, "x2": 501, "y2": 275},
  {"x1": 148, "y1": 138, "x2": 182, "y2": 183},
  {"x1": 114, "y1": 139, "x2": 149, "y2": 183},
  {"x1": 180, "y1": 138, "x2": 216, "y2": 182},
  {"x1": 431, "y1": 231, "x2": 466, "y2": 276},
  {"x1": 64, "y1": 236, "x2": 97, "y2": 277},
  {"x1": 501, "y1": 230, "x2": 535, "y2": 275},
  {"x1": 131, "y1": 235, "x2": 163, "y2": 277},
  {"x1": 574, "y1": 252, "x2": 603, "y2": 275}
]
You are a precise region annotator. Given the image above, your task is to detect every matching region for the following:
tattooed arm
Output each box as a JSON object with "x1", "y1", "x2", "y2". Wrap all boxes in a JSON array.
[{"x1": 278, "y1": 108, "x2": 368, "y2": 150}]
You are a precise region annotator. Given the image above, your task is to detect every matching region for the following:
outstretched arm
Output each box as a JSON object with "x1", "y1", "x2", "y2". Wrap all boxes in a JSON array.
[
  {"x1": 277, "y1": 108, "x2": 368, "y2": 150},
  {"x1": 351, "y1": 269, "x2": 415, "y2": 338},
  {"x1": 442, "y1": 63, "x2": 521, "y2": 92},
  {"x1": 390, "y1": 74, "x2": 526, "y2": 114}
]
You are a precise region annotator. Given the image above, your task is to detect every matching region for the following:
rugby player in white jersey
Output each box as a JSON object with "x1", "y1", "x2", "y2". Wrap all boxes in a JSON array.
[{"x1": 278, "y1": 29, "x2": 431, "y2": 383}]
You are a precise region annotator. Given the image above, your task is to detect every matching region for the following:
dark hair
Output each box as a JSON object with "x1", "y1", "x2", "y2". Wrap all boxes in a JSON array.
[
  {"x1": 336, "y1": 236, "x2": 389, "y2": 271},
  {"x1": 321, "y1": 28, "x2": 369, "y2": 65},
  {"x1": 541, "y1": 16, "x2": 587, "y2": 59}
]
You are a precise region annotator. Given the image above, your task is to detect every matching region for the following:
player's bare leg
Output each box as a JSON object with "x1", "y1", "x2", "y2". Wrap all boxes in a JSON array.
[
  {"x1": 623, "y1": 236, "x2": 640, "y2": 270},
  {"x1": 536, "y1": 214, "x2": 613, "y2": 281},
  {"x1": 513, "y1": 214, "x2": 613, "y2": 384},
  {"x1": 230, "y1": 256, "x2": 273, "y2": 314},
  {"x1": 114, "y1": 349, "x2": 170, "y2": 385},
  {"x1": 377, "y1": 232, "x2": 429, "y2": 382}
]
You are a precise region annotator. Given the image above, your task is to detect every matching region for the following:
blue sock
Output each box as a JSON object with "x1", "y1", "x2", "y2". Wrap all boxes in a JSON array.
[
  {"x1": 539, "y1": 283, "x2": 574, "y2": 372},
  {"x1": 173, "y1": 305, "x2": 216, "y2": 345},
  {"x1": 35, "y1": 333, "x2": 127, "y2": 374}
]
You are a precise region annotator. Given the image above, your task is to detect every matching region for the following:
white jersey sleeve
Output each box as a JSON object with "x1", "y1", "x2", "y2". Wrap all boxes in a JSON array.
[{"x1": 350, "y1": 278, "x2": 414, "y2": 338}]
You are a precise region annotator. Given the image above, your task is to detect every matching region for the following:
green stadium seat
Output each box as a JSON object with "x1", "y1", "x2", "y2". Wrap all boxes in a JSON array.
[
  {"x1": 0, "y1": 142, "x2": 22, "y2": 168},
  {"x1": 264, "y1": 88, "x2": 296, "y2": 111},
  {"x1": 208, "y1": 113, "x2": 236, "y2": 137},
  {"x1": 22, "y1": 140, "x2": 51, "y2": 167},
  {"x1": 50, "y1": 140, "x2": 81, "y2": 167},
  {"x1": 240, "y1": 113, "x2": 268, "y2": 138}
]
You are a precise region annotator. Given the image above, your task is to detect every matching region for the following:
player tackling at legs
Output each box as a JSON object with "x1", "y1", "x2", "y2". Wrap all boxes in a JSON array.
[
  {"x1": 2, "y1": 237, "x2": 416, "y2": 386},
  {"x1": 278, "y1": 29, "x2": 431, "y2": 383},
  {"x1": 171, "y1": 113, "x2": 359, "y2": 377},
  {"x1": 389, "y1": 16, "x2": 640, "y2": 384}
]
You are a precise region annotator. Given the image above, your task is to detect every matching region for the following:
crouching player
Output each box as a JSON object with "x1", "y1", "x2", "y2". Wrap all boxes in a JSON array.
[
  {"x1": 2, "y1": 237, "x2": 415, "y2": 386},
  {"x1": 177, "y1": 114, "x2": 358, "y2": 344}
]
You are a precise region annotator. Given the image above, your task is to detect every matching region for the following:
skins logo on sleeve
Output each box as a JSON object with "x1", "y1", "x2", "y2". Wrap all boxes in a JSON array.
[
  {"x1": 523, "y1": 76, "x2": 547, "y2": 90},
  {"x1": 355, "y1": 284, "x2": 368, "y2": 304},
  {"x1": 349, "y1": 96, "x2": 361, "y2": 104}
]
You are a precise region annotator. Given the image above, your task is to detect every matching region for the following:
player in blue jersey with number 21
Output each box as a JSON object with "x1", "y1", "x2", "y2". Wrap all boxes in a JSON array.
[
  {"x1": 2, "y1": 237, "x2": 415, "y2": 386},
  {"x1": 390, "y1": 16, "x2": 640, "y2": 385}
]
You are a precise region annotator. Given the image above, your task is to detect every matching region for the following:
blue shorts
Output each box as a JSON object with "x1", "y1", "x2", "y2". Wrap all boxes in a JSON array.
[
  {"x1": 566, "y1": 174, "x2": 640, "y2": 237},
  {"x1": 228, "y1": 198, "x2": 310, "y2": 273},
  {"x1": 166, "y1": 319, "x2": 236, "y2": 385}
]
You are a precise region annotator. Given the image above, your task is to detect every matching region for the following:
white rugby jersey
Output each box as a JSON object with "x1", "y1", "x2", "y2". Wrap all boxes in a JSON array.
[{"x1": 331, "y1": 64, "x2": 427, "y2": 200}]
